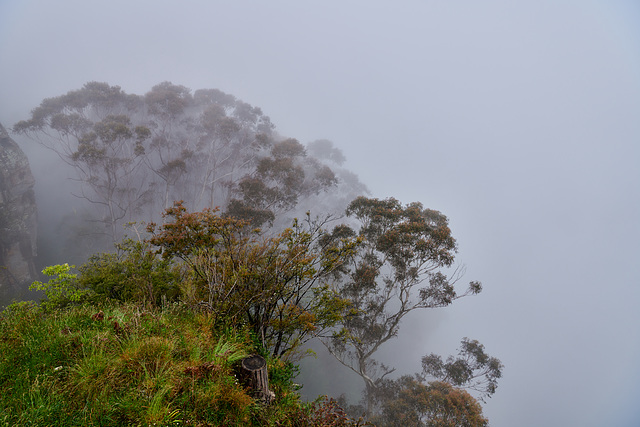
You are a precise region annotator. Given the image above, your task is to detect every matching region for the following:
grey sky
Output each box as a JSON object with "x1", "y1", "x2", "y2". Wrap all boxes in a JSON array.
[{"x1": 2, "y1": 1, "x2": 639, "y2": 425}]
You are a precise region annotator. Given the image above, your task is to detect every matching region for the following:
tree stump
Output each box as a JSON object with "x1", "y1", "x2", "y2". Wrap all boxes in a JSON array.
[{"x1": 239, "y1": 355, "x2": 275, "y2": 404}]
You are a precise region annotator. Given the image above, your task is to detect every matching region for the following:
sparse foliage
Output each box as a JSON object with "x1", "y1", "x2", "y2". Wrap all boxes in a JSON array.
[
  {"x1": 420, "y1": 338, "x2": 503, "y2": 401},
  {"x1": 323, "y1": 196, "x2": 487, "y2": 415}
]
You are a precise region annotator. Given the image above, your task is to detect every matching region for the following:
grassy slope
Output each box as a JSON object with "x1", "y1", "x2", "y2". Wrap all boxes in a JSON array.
[{"x1": 0, "y1": 302, "x2": 332, "y2": 427}]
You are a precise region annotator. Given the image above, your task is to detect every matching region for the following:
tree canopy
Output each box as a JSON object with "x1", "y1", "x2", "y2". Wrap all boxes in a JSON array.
[
  {"x1": 323, "y1": 196, "x2": 499, "y2": 415},
  {"x1": 14, "y1": 82, "x2": 364, "y2": 244}
]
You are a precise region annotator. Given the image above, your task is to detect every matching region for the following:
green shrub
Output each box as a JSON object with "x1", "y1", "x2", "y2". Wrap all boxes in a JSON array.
[
  {"x1": 29, "y1": 263, "x2": 87, "y2": 310},
  {"x1": 78, "y1": 239, "x2": 181, "y2": 307}
]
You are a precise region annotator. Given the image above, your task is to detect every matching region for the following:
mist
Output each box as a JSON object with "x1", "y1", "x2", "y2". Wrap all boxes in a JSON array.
[{"x1": 2, "y1": 1, "x2": 639, "y2": 425}]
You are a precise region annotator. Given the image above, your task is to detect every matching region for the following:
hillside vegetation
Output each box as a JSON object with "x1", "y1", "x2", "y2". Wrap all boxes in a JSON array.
[
  {"x1": 0, "y1": 301, "x2": 365, "y2": 426},
  {"x1": 4, "y1": 82, "x2": 500, "y2": 426},
  {"x1": 0, "y1": 197, "x2": 499, "y2": 426}
]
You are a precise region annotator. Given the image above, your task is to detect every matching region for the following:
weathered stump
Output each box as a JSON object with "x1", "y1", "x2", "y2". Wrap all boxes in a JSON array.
[{"x1": 238, "y1": 355, "x2": 275, "y2": 404}]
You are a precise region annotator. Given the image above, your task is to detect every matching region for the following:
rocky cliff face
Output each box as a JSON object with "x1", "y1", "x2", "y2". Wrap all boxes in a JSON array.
[{"x1": 0, "y1": 122, "x2": 37, "y2": 299}]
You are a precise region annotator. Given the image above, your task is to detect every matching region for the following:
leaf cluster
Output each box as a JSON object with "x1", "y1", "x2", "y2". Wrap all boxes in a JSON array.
[
  {"x1": 420, "y1": 338, "x2": 503, "y2": 401},
  {"x1": 228, "y1": 137, "x2": 339, "y2": 227},
  {"x1": 29, "y1": 263, "x2": 87, "y2": 310}
]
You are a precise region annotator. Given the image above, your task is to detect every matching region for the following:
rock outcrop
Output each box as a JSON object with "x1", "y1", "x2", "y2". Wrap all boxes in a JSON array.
[{"x1": 0, "y1": 122, "x2": 37, "y2": 298}]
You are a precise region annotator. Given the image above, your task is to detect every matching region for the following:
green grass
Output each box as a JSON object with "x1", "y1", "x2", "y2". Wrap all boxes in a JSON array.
[{"x1": 0, "y1": 301, "x2": 367, "y2": 426}]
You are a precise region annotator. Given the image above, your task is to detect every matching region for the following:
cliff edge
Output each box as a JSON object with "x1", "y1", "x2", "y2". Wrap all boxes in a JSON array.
[{"x1": 0, "y1": 122, "x2": 37, "y2": 298}]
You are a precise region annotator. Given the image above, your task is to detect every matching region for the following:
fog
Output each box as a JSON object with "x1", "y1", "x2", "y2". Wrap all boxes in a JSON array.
[{"x1": 2, "y1": 1, "x2": 639, "y2": 425}]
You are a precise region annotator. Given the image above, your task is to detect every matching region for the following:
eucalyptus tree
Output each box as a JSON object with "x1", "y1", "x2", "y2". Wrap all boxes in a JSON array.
[
  {"x1": 227, "y1": 137, "x2": 339, "y2": 227},
  {"x1": 141, "y1": 82, "x2": 194, "y2": 212},
  {"x1": 322, "y1": 196, "x2": 500, "y2": 415},
  {"x1": 14, "y1": 82, "x2": 358, "y2": 247},
  {"x1": 14, "y1": 83, "x2": 151, "y2": 242},
  {"x1": 139, "y1": 82, "x2": 275, "y2": 215}
]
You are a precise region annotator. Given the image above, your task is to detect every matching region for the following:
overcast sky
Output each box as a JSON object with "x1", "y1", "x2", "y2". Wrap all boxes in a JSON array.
[{"x1": 2, "y1": 1, "x2": 639, "y2": 425}]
